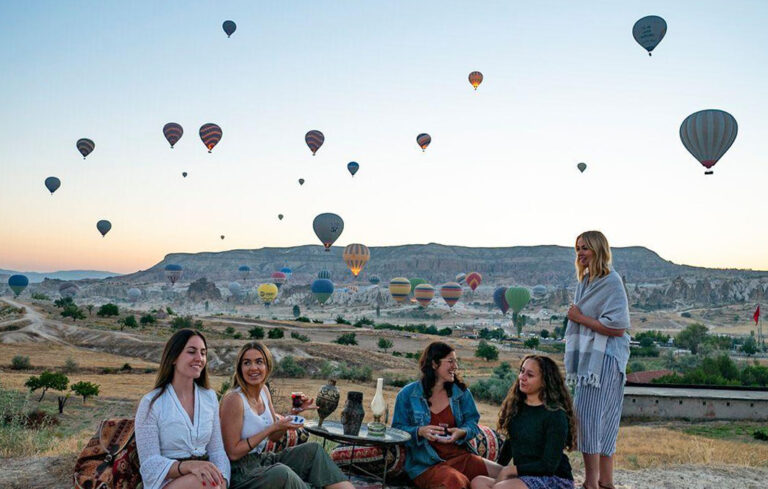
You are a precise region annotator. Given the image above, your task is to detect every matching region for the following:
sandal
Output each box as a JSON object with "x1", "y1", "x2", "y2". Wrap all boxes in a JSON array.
[{"x1": 598, "y1": 483, "x2": 616, "y2": 489}]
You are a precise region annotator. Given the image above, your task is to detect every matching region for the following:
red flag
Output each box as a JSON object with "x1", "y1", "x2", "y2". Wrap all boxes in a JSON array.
[{"x1": 754, "y1": 305, "x2": 761, "y2": 325}]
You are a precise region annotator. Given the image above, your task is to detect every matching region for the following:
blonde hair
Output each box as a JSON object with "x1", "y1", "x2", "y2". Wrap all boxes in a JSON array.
[
  {"x1": 575, "y1": 230, "x2": 612, "y2": 282},
  {"x1": 231, "y1": 342, "x2": 274, "y2": 393}
]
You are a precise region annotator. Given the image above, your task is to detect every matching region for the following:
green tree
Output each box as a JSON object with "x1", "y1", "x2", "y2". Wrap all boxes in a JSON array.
[
  {"x1": 249, "y1": 326, "x2": 265, "y2": 339},
  {"x1": 334, "y1": 333, "x2": 358, "y2": 345},
  {"x1": 71, "y1": 381, "x2": 100, "y2": 404},
  {"x1": 539, "y1": 329, "x2": 550, "y2": 339},
  {"x1": 378, "y1": 338, "x2": 393, "y2": 352},
  {"x1": 475, "y1": 340, "x2": 499, "y2": 362},
  {"x1": 97, "y1": 303, "x2": 119, "y2": 317},
  {"x1": 25, "y1": 370, "x2": 69, "y2": 401},
  {"x1": 742, "y1": 334, "x2": 758, "y2": 356},
  {"x1": 54, "y1": 297, "x2": 74, "y2": 308},
  {"x1": 61, "y1": 304, "x2": 86, "y2": 321},
  {"x1": 120, "y1": 315, "x2": 138, "y2": 330},
  {"x1": 524, "y1": 337, "x2": 540, "y2": 350},
  {"x1": 86, "y1": 304, "x2": 94, "y2": 316},
  {"x1": 267, "y1": 328, "x2": 284, "y2": 339},
  {"x1": 675, "y1": 323, "x2": 709, "y2": 354},
  {"x1": 140, "y1": 314, "x2": 156, "y2": 326}
]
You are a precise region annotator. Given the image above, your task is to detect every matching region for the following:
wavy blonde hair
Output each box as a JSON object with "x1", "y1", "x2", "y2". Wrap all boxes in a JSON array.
[
  {"x1": 575, "y1": 230, "x2": 611, "y2": 282},
  {"x1": 232, "y1": 341, "x2": 274, "y2": 393}
]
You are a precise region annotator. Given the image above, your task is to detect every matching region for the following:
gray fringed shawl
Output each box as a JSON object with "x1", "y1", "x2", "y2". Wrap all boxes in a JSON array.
[{"x1": 565, "y1": 270, "x2": 630, "y2": 387}]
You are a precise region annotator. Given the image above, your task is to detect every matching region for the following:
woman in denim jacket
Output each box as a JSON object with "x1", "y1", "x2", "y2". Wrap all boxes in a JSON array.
[{"x1": 393, "y1": 341, "x2": 502, "y2": 489}]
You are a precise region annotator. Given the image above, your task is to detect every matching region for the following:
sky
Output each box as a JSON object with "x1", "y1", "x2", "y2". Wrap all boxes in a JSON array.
[{"x1": 1, "y1": 1, "x2": 767, "y2": 274}]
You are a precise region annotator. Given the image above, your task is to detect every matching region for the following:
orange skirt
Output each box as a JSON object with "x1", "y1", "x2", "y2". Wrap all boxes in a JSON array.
[{"x1": 412, "y1": 452, "x2": 489, "y2": 489}]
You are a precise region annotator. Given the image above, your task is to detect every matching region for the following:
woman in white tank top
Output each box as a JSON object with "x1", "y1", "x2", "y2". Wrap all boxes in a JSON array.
[{"x1": 219, "y1": 342, "x2": 354, "y2": 489}]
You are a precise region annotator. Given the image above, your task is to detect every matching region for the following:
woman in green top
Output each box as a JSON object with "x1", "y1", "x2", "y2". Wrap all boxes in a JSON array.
[{"x1": 471, "y1": 355, "x2": 576, "y2": 489}]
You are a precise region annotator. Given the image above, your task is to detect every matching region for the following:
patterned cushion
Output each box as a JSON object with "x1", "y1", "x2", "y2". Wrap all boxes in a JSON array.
[
  {"x1": 263, "y1": 427, "x2": 310, "y2": 453},
  {"x1": 329, "y1": 424, "x2": 503, "y2": 479}
]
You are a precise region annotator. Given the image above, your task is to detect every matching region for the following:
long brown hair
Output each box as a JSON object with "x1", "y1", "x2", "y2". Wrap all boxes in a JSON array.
[
  {"x1": 419, "y1": 341, "x2": 466, "y2": 404},
  {"x1": 148, "y1": 329, "x2": 210, "y2": 412},
  {"x1": 497, "y1": 355, "x2": 577, "y2": 451},
  {"x1": 575, "y1": 230, "x2": 612, "y2": 282},
  {"x1": 231, "y1": 341, "x2": 274, "y2": 394}
]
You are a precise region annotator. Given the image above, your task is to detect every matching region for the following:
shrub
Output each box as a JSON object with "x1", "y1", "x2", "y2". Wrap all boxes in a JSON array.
[
  {"x1": 267, "y1": 328, "x2": 285, "y2": 339},
  {"x1": 378, "y1": 338, "x2": 393, "y2": 352},
  {"x1": 479, "y1": 328, "x2": 506, "y2": 341},
  {"x1": 276, "y1": 356, "x2": 306, "y2": 378},
  {"x1": 140, "y1": 314, "x2": 156, "y2": 325},
  {"x1": 97, "y1": 303, "x2": 119, "y2": 317},
  {"x1": 386, "y1": 377, "x2": 413, "y2": 388},
  {"x1": 61, "y1": 304, "x2": 86, "y2": 321},
  {"x1": 71, "y1": 381, "x2": 100, "y2": 404},
  {"x1": 291, "y1": 332, "x2": 310, "y2": 343},
  {"x1": 224, "y1": 326, "x2": 236, "y2": 336},
  {"x1": 317, "y1": 361, "x2": 372, "y2": 382},
  {"x1": 217, "y1": 380, "x2": 231, "y2": 401},
  {"x1": 233, "y1": 332, "x2": 243, "y2": 339},
  {"x1": 354, "y1": 317, "x2": 375, "y2": 327},
  {"x1": 31, "y1": 293, "x2": 50, "y2": 301},
  {"x1": 11, "y1": 356, "x2": 31, "y2": 370},
  {"x1": 121, "y1": 363, "x2": 133, "y2": 371},
  {"x1": 312, "y1": 319, "x2": 323, "y2": 324},
  {"x1": 249, "y1": 326, "x2": 265, "y2": 339},
  {"x1": 54, "y1": 297, "x2": 74, "y2": 308},
  {"x1": 630, "y1": 345, "x2": 660, "y2": 357},
  {"x1": 524, "y1": 337, "x2": 540, "y2": 350},
  {"x1": 166, "y1": 307, "x2": 175, "y2": 316},
  {"x1": 475, "y1": 340, "x2": 499, "y2": 362},
  {"x1": 62, "y1": 357, "x2": 79, "y2": 373},
  {"x1": 539, "y1": 329, "x2": 550, "y2": 338},
  {"x1": 295, "y1": 316, "x2": 311, "y2": 323},
  {"x1": 754, "y1": 429, "x2": 768, "y2": 441},
  {"x1": 335, "y1": 315, "x2": 351, "y2": 325},
  {"x1": 334, "y1": 333, "x2": 357, "y2": 346},
  {"x1": 438, "y1": 327, "x2": 452, "y2": 336},
  {"x1": 171, "y1": 316, "x2": 194, "y2": 329},
  {"x1": 121, "y1": 315, "x2": 138, "y2": 330},
  {"x1": 681, "y1": 312, "x2": 692, "y2": 318},
  {"x1": 471, "y1": 362, "x2": 516, "y2": 404}
]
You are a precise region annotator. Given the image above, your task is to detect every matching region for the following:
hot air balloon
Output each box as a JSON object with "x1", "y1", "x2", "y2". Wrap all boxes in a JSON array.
[
  {"x1": 96, "y1": 220, "x2": 111, "y2": 237},
  {"x1": 455, "y1": 273, "x2": 466, "y2": 284},
  {"x1": 311, "y1": 279, "x2": 334, "y2": 304},
  {"x1": 127, "y1": 287, "x2": 141, "y2": 303},
  {"x1": 465, "y1": 272, "x2": 482, "y2": 292},
  {"x1": 222, "y1": 20, "x2": 237, "y2": 37},
  {"x1": 347, "y1": 162, "x2": 359, "y2": 176},
  {"x1": 238, "y1": 265, "x2": 251, "y2": 280},
  {"x1": 271, "y1": 271, "x2": 287, "y2": 289},
  {"x1": 318, "y1": 269, "x2": 332, "y2": 280},
  {"x1": 182, "y1": 172, "x2": 188, "y2": 178},
  {"x1": 164, "y1": 264, "x2": 183, "y2": 286},
  {"x1": 577, "y1": 162, "x2": 587, "y2": 173},
  {"x1": 257, "y1": 283, "x2": 278, "y2": 305},
  {"x1": 305, "y1": 130, "x2": 324, "y2": 155},
  {"x1": 414, "y1": 283, "x2": 435, "y2": 308},
  {"x1": 468, "y1": 71, "x2": 483, "y2": 90},
  {"x1": 8, "y1": 275, "x2": 29, "y2": 297},
  {"x1": 278, "y1": 214, "x2": 284, "y2": 221},
  {"x1": 280, "y1": 267, "x2": 292, "y2": 279},
  {"x1": 76, "y1": 138, "x2": 94, "y2": 159},
  {"x1": 369, "y1": 275, "x2": 381, "y2": 285},
  {"x1": 632, "y1": 15, "x2": 667, "y2": 56},
  {"x1": 45, "y1": 177, "x2": 61, "y2": 195},
  {"x1": 298, "y1": 178, "x2": 305, "y2": 186},
  {"x1": 505, "y1": 287, "x2": 531, "y2": 313},
  {"x1": 532, "y1": 285, "x2": 547, "y2": 298},
  {"x1": 199, "y1": 123, "x2": 222, "y2": 153},
  {"x1": 59, "y1": 282, "x2": 80, "y2": 298},
  {"x1": 493, "y1": 287, "x2": 509, "y2": 315},
  {"x1": 680, "y1": 109, "x2": 738, "y2": 175},
  {"x1": 313, "y1": 213, "x2": 344, "y2": 251},
  {"x1": 220, "y1": 235, "x2": 225, "y2": 240},
  {"x1": 343, "y1": 243, "x2": 370, "y2": 278},
  {"x1": 163, "y1": 123, "x2": 183, "y2": 148},
  {"x1": 228, "y1": 281, "x2": 243, "y2": 298},
  {"x1": 440, "y1": 282, "x2": 463, "y2": 308},
  {"x1": 417, "y1": 133, "x2": 431, "y2": 151},
  {"x1": 389, "y1": 277, "x2": 411, "y2": 303}
]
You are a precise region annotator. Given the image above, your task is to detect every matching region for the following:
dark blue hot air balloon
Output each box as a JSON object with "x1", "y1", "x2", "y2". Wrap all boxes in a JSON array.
[
  {"x1": 347, "y1": 162, "x2": 359, "y2": 176},
  {"x1": 311, "y1": 279, "x2": 334, "y2": 304},
  {"x1": 280, "y1": 267, "x2": 292, "y2": 278},
  {"x1": 8, "y1": 275, "x2": 29, "y2": 297},
  {"x1": 96, "y1": 220, "x2": 112, "y2": 237},
  {"x1": 493, "y1": 286, "x2": 509, "y2": 315},
  {"x1": 223, "y1": 20, "x2": 237, "y2": 38},
  {"x1": 164, "y1": 264, "x2": 183, "y2": 285},
  {"x1": 45, "y1": 177, "x2": 61, "y2": 194}
]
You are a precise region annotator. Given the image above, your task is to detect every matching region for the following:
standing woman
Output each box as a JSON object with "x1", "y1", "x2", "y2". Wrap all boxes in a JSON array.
[
  {"x1": 219, "y1": 342, "x2": 352, "y2": 489},
  {"x1": 565, "y1": 231, "x2": 630, "y2": 489},
  {"x1": 392, "y1": 341, "x2": 502, "y2": 489},
  {"x1": 135, "y1": 329, "x2": 230, "y2": 489}
]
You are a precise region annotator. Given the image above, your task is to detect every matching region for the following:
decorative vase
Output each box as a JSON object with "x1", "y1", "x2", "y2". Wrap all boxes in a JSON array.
[
  {"x1": 316, "y1": 379, "x2": 340, "y2": 428},
  {"x1": 368, "y1": 378, "x2": 387, "y2": 437},
  {"x1": 340, "y1": 391, "x2": 364, "y2": 436}
]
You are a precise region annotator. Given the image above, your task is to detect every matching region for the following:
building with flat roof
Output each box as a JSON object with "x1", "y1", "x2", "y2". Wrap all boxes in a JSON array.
[{"x1": 623, "y1": 384, "x2": 768, "y2": 421}]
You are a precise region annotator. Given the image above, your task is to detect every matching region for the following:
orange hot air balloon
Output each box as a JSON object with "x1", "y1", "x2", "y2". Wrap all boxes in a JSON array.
[
  {"x1": 466, "y1": 272, "x2": 482, "y2": 291},
  {"x1": 389, "y1": 277, "x2": 411, "y2": 303},
  {"x1": 414, "y1": 283, "x2": 436, "y2": 308},
  {"x1": 342, "y1": 243, "x2": 370, "y2": 277},
  {"x1": 468, "y1": 71, "x2": 483, "y2": 90}
]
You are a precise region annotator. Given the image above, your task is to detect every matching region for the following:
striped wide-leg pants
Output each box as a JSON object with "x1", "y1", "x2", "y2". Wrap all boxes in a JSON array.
[{"x1": 574, "y1": 354, "x2": 624, "y2": 455}]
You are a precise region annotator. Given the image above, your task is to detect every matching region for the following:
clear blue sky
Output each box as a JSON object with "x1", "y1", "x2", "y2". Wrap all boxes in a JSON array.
[{"x1": 1, "y1": 1, "x2": 767, "y2": 273}]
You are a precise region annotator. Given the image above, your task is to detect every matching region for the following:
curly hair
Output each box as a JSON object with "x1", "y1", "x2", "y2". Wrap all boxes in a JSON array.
[
  {"x1": 418, "y1": 341, "x2": 466, "y2": 405},
  {"x1": 497, "y1": 355, "x2": 577, "y2": 451}
]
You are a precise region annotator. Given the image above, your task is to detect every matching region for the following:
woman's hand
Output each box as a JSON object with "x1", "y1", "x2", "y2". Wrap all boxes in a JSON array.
[
  {"x1": 417, "y1": 425, "x2": 445, "y2": 442},
  {"x1": 290, "y1": 392, "x2": 317, "y2": 414},
  {"x1": 567, "y1": 304, "x2": 584, "y2": 323},
  {"x1": 442, "y1": 427, "x2": 466, "y2": 443},
  {"x1": 495, "y1": 464, "x2": 517, "y2": 482},
  {"x1": 183, "y1": 460, "x2": 226, "y2": 487},
  {"x1": 275, "y1": 414, "x2": 304, "y2": 431}
]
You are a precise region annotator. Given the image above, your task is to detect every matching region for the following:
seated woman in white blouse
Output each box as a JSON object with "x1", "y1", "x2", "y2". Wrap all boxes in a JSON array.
[{"x1": 135, "y1": 329, "x2": 231, "y2": 489}]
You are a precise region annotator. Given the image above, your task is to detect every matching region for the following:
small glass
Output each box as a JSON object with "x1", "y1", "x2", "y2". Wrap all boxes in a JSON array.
[
  {"x1": 291, "y1": 392, "x2": 303, "y2": 409},
  {"x1": 438, "y1": 423, "x2": 450, "y2": 439}
]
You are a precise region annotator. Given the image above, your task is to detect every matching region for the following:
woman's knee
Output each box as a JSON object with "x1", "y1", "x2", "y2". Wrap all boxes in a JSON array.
[
  {"x1": 470, "y1": 475, "x2": 495, "y2": 489},
  {"x1": 264, "y1": 463, "x2": 303, "y2": 486}
]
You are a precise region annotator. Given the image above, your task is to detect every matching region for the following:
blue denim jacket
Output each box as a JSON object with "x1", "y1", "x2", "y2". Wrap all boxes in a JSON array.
[{"x1": 391, "y1": 380, "x2": 481, "y2": 480}]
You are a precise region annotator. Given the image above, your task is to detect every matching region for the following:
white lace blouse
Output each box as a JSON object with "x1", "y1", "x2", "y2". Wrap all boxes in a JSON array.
[{"x1": 135, "y1": 383, "x2": 231, "y2": 489}]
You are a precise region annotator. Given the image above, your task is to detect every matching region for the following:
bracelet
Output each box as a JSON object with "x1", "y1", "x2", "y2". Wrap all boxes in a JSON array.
[
  {"x1": 246, "y1": 437, "x2": 253, "y2": 450},
  {"x1": 178, "y1": 460, "x2": 184, "y2": 475}
]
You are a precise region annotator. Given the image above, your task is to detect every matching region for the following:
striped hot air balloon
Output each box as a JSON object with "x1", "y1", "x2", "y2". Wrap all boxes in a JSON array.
[
  {"x1": 465, "y1": 272, "x2": 482, "y2": 292},
  {"x1": 163, "y1": 123, "x2": 184, "y2": 148},
  {"x1": 271, "y1": 271, "x2": 287, "y2": 289},
  {"x1": 414, "y1": 283, "x2": 436, "y2": 308},
  {"x1": 455, "y1": 272, "x2": 466, "y2": 284},
  {"x1": 468, "y1": 71, "x2": 483, "y2": 90},
  {"x1": 679, "y1": 109, "x2": 738, "y2": 175},
  {"x1": 389, "y1": 277, "x2": 411, "y2": 303},
  {"x1": 199, "y1": 123, "x2": 222, "y2": 153},
  {"x1": 417, "y1": 133, "x2": 431, "y2": 151},
  {"x1": 440, "y1": 282, "x2": 463, "y2": 308},
  {"x1": 305, "y1": 130, "x2": 325, "y2": 155},
  {"x1": 76, "y1": 138, "x2": 95, "y2": 159},
  {"x1": 343, "y1": 243, "x2": 370, "y2": 278},
  {"x1": 318, "y1": 269, "x2": 332, "y2": 280}
]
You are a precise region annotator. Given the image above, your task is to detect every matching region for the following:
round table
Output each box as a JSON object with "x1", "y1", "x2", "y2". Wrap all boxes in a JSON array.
[{"x1": 304, "y1": 420, "x2": 410, "y2": 487}]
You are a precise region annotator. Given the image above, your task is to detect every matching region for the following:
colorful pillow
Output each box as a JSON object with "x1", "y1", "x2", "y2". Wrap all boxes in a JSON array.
[{"x1": 264, "y1": 427, "x2": 310, "y2": 453}]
